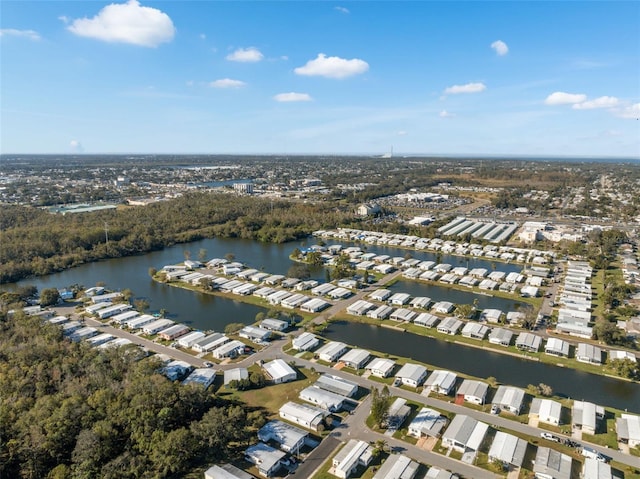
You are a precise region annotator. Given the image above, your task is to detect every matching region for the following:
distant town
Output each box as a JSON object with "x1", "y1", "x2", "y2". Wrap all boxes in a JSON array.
[{"x1": 1, "y1": 154, "x2": 639, "y2": 479}]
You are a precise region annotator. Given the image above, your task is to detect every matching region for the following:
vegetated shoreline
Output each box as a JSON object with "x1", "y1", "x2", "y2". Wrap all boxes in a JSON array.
[{"x1": 154, "y1": 274, "x2": 638, "y2": 385}]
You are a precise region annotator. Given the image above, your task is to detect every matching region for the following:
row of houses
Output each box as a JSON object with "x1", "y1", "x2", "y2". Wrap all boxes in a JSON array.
[
  {"x1": 556, "y1": 260, "x2": 594, "y2": 338},
  {"x1": 313, "y1": 227, "x2": 557, "y2": 264}
]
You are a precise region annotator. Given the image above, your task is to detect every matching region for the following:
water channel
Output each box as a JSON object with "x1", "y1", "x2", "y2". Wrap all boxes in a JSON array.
[
  {"x1": 6, "y1": 237, "x2": 639, "y2": 410},
  {"x1": 322, "y1": 321, "x2": 640, "y2": 412}
]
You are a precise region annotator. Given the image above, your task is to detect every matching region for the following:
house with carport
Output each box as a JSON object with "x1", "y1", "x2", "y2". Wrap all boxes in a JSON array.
[
  {"x1": 279, "y1": 401, "x2": 326, "y2": 431},
  {"x1": 408, "y1": 407, "x2": 447, "y2": 439},
  {"x1": 332, "y1": 439, "x2": 374, "y2": 479},
  {"x1": 456, "y1": 379, "x2": 488, "y2": 405},
  {"x1": 530, "y1": 398, "x2": 563, "y2": 426},
  {"x1": 244, "y1": 443, "x2": 285, "y2": 477},
  {"x1": 395, "y1": 363, "x2": 428, "y2": 387},
  {"x1": 572, "y1": 400, "x2": 604, "y2": 435},
  {"x1": 262, "y1": 359, "x2": 297, "y2": 384},
  {"x1": 488, "y1": 431, "x2": 527, "y2": 468},
  {"x1": 492, "y1": 385, "x2": 525, "y2": 414},
  {"x1": 441, "y1": 414, "x2": 488, "y2": 453},
  {"x1": 258, "y1": 420, "x2": 309, "y2": 455},
  {"x1": 365, "y1": 358, "x2": 396, "y2": 378},
  {"x1": 423, "y1": 370, "x2": 457, "y2": 396}
]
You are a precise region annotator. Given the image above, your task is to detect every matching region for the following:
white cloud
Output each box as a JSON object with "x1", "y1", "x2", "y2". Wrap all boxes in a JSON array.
[
  {"x1": 544, "y1": 91, "x2": 587, "y2": 105},
  {"x1": 572, "y1": 96, "x2": 619, "y2": 110},
  {"x1": 335, "y1": 6, "x2": 350, "y2": 14},
  {"x1": 0, "y1": 28, "x2": 41, "y2": 41},
  {"x1": 226, "y1": 47, "x2": 263, "y2": 62},
  {"x1": 444, "y1": 82, "x2": 486, "y2": 94},
  {"x1": 294, "y1": 53, "x2": 369, "y2": 79},
  {"x1": 199, "y1": 33, "x2": 206, "y2": 40},
  {"x1": 210, "y1": 78, "x2": 246, "y2": 89},
  {"x1": 615, "y1": 103, "x2": 640, "y2": 119},
  {"x1": 397, "y1": 130, "x2": 408, "y2": 136},
  {"x1": 67, "y1": 0, "x2": 175, "y2": 47},
  {"x1": 69, "y1": 140, "x2": 84, "y2": 152},
  {"x1": 274, "y1": 92, "x2": 312, "y2": 102},
  {"x1": 439, "y1": 110, "x2": 456, "y2": 118},
  {"x1": 491, "y1": 40, "x2": 508, "y2": 56}
]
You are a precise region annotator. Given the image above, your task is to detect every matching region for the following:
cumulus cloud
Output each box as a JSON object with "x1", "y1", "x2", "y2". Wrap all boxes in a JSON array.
[
  {"x1": 443, "y1": 82, "x2": 486, "y2": 94},
  {"x1": 572, "y1": 96, "x2": 619, "y2": 110},
  {"x1": 491, "y1": 40, "x2": 508, "y2": 56},
  {"x1": 544, "y1": 91, "x2": 587, "y2": 105},
  {"x1": 0, "y1": 28, "x2": 41, "y2": 40},
  {"x1": 209, "y1": 78, "x2": 246, "y2": 88},
  {"x1": 615, "y1": 103, "x2": 640, "y2": 119},
  {"x1": 67, "y1": 0, "x2": 175, "y2": 47},
  {"x1": 69, "y1": 140, "x2": 84, "y2": 152},
  {"x1": 273, "y1": 92, "x2": 312, "y2": 102},
  {"x1": 439, "y1": 110, "x2": 456, "y2": 118},
  {"x1": 226, "y1": 47, "x2": 263, "y2": 62},
  {"x1": 335, "y1": 6, "x2": 350, "y2": 14},
  {"x1": 294, "y1": 53, "x2": 369, "y2": 79}
]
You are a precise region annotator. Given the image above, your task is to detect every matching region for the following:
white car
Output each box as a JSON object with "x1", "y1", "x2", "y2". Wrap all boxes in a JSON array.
[{"x1": 540, "y1": 432, "x2": 560, "y2": 443}]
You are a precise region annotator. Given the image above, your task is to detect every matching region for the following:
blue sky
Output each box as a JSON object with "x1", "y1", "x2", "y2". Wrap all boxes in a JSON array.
[{"x1": 1, "y1": 1, "x2": 639, "y2": 157}]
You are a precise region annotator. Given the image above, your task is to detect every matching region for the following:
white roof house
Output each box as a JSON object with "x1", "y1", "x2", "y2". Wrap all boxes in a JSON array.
[
  {"x1": 338, "y1": 349, "x2": 371, "y2": 370},
  {"x1": 582, "y1": 457, "x2": 612, "y2": 479},
  {"x1": 385, "y1": 398, "x2": 411, "y2": 430},
  {"x1": 617, "y1": 413, "x2": 640, "y2": 447},
  {"x1": 365, "y1": 358, "x2": 396, "y2": 378},
  {"x1": 609, "y1": 350, "x2": 637, "y2": 362},
  {"x1": 192, "y1": 333, "x2": 229, "y2": 353},
  {"x1": 432, "y1": 301, "x2": 455, "y2": 314},
  {"x1": 299, "y1": 386, "x2": 345, "y2": 412},
  {"x1": 177, "y1": 331, "x2": 206, "y2": 348},
  {"x1": 533, "y1": 447, "x2": 572, "y2": 479},
  {"x1": 263, "y1": 359, "x2": 297, "y2": 384},
  {"x1": 572, "y1": 400, "x2": 604, "y2": 435},
  {"x1": 239, "y1": 325, "x2": 271, "y2": 343},
  {"x1": 423, "y1": 370, "x2": 457, "y2": 396},
  {"x1": 292, "y1": 332, "x2": 320, "y2": 352},
  {"x1": 299, "y1": 298, "x2": 330, "y2": 313},
  {"x1": 315, "y1": 374, "x2": 359, "y2": 398},
  {"x1": 368, "y1": 305, "x2": 394, "y2": 320},
  {"x1": 142, "y1": 318, "x2": 174, "y2": 335},
  {"x1": 162, "y1": 360, "x2": 192, "y2": 381},
  {"x1": 260, "y1": 318, "x2": 289, "y2": 331},
  {"x1": 489, "y1": 328, "x2": 513, "y2": 346},
  {"x1": 224, "y1": 367, "x2": 249, "y2": 385},
  {"x1": 245, "y1": 442, "x2": 285, "y2": 478},
  {"x1": 461, "y1": 322, "x2": 489, "y2": 340},
  {"x1": 212, "y1": 340, "x2": 245, "y2": 359},
  {"x1": 388, "y1": 293, "x2": 411, "y2": 305},
  {"x1": 158, "y1": 323, "x2": 190, "y2": 340},
  {"x1": 456, "y1": 380, "x2": 488, "y2": 405},
  {"x1": 389, "y1": 308, "x2": 417, "y2": 322},
  {"x1": 492, "y1": 386, "x2": 525, "y2": 414},
  {"x1": 279, "y1": 401, "x2": 327, "y2": 431},
  {"x1": 316, "y1": 341, "x2": 348, "y2": 362},
  {"x1": 87, "y1": 332, "x2": 115, "y2": 347},
  {"x1": 480, "y1": 309, "x2": 503, "y2": 323},
  {"x1": 414, "y1": 312, "x2": 440, "y2": 328},
  {"x1": 488, "y1": 431, "x2": 527, "y2": 467},
  {"x1": 530, "y1": 398, "x2": 563, "y2": 426},
  {"x1": 545, "y1": 337, "x2": 570, "y2": 357},
  {"x1": 408, "y1": 407, "x2": 447, "y2": 439},
  {"x1": 395, "y1": 363, "x2": 428, "y2": 387},
  {"x1": 442, "y1": 415, "x2": 488, "y2": 453},
  {"x1": 182, "y1": 368, "x2": 217, "y2": 389},
  {"x1": 436, "y1": 317, "x2": 463, "y2": 335},
  {"x1": 258, "y1": 420, "x2": 308, "y2": 454},
  {"x1": 425, "y1": 467, "x2": 456, "y2": 479},
  {"x1": 369, "y1": 289, "x2": 392, "y2": 301},
  {"x1": 347, "y1": 300, "x2": 375, "y2": 316},
  {"x1": 332, "y1": 439, "x2": 374, "y2": 479},
  {"x1": 515, "y1": 332, "x2": 542, "y2": 352},
  {"x1": 204, "y1": 463, "x2": 257, "y2": 479},
  {"x1": 372, "y1": 454, "x2": 419, "y2": 479}
]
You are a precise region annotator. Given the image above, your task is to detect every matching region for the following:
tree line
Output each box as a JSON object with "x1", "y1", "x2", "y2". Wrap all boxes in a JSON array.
[
  {"x1": 0, "y1": 192, "x2": 361, "y2": 284},
  {"x1": 0, "y1": 312, "x2": 266, "y2": 479}
]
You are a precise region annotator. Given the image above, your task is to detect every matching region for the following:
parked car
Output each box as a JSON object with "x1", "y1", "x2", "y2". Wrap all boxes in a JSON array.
[
  {"x1": 490, "y1": 404, "x2": 500, "y2": 415},
  {"x1": 540, "y1": 432, "x2": 561, "y2": 443}
]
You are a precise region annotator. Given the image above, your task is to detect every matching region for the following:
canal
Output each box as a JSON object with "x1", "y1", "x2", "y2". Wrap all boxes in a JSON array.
[
  {"x1": 322, "y1": 321, "x2": 640, "y2": 412},
  {"x1": 6, "y1": 236, "x2": 638, "y2": 411}
]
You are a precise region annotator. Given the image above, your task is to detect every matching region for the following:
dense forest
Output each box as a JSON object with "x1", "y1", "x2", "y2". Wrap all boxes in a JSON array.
[
  {"x1": 0, "y1": 192, "x2": 360, "y2": 284},
  {"x1": 0, "y1": 312, "x2": 265, "y2": 478}
]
